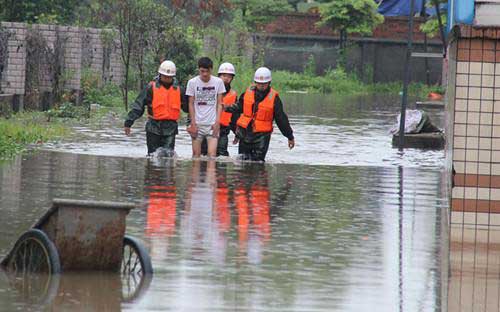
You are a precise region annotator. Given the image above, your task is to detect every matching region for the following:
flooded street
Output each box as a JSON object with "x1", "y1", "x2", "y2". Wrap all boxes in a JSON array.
[
  {"x1": 0, "y1": 94, "x2": 449, "y2": 311},
  {"x1": 43, "y1": 94, "x2": 445, "y2": 168}
]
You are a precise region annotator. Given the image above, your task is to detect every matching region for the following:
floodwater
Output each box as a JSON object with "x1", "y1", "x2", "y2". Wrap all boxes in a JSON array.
[{"x1": 0, "y1": 94, "x2": 449, "y2": 311}]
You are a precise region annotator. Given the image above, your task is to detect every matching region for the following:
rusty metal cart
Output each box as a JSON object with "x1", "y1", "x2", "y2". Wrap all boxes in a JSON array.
[{"x1": 0, "y1": 199, "x2": 153, "y2": 278}]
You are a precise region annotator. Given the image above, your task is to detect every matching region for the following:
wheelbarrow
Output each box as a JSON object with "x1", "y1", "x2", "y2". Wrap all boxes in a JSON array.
[{"x1": 0, "y1": 199, "x2": 153, "y2": 277}]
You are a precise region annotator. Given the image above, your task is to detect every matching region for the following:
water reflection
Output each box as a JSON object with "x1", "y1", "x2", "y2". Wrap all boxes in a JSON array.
[
  {"x1": 0, "y1": 270, "x2": 151, "y2": 311},
  {"x1": 0, "y1": 147, "x2": 447, "y2": 310}
]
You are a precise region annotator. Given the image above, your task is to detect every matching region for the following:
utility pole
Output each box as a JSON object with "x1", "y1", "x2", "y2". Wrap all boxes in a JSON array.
[{"x1": 398, "y1": 0, "x2": 416, "y2": 150}]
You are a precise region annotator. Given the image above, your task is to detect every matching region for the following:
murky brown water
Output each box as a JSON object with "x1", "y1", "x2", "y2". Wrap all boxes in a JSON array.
[
  {"x1": 43, "y1": 94, "x2": 445, "y2": 167},
  {"x1": 0, "y1": 94, "x2": 449, "y2": 311}
]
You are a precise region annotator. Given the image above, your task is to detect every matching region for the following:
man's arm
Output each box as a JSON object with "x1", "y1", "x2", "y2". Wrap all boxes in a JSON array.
[
  {"x1": 124, "y1": 84, "x2": 152, "y2": 135},
  {"x1": 180, "y1": 86, "x2": 189, "y2": 113},
  {"x1": 229, "y1": 93, "x2": 244, "y2": 134},
  {"x1": 186, "y1": 96, "x2": 197, "y2": 137},
  {"x1": 212, "y1": 93, "x2": 223, "y2": 137},
  {"x1": 274, "y1": 95, "x2": 295, "y2": 149}
]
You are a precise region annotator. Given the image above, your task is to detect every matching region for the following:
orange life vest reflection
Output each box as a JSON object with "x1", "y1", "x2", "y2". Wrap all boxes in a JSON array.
[
  {"x1": 146, "y1": 185, "x2": 176, "y2": 237},
  {"x1": 234, "y1": 186, "x2": 271, "y2": 245},
  {"x1": 215, "y1": 184, "x2": 231, "y2": 233}
]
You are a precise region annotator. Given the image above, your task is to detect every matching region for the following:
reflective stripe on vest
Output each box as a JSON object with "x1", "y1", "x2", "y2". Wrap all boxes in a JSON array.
[
  {"x1": 151, "y1": 81, "x2": 181, "y2": 121},
  {"x1": 220, "y1": 90, "x2": 238, "y2": 127},
  {"x1": 236, "y1": 88, "x2": 277, "y2": 133}
]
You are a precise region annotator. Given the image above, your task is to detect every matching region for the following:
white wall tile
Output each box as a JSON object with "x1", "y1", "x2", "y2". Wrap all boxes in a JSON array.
[
  {"x1": 479, "y1": 150, "x2": 492, "y2": 162},
  {"x1": 456, "y1": 111, "x2": 467, "y2": 123},
  {"x1": 455, "y1": 124, "x2": 466, "y2": 136},
  {"x1": 482, "y1": 75, "x2": 494, "y2": 87},
  {"x1": 483, "y1": 63, "x2": 495, "y2": 75},
  {"x1": 482, "y1": 88, "x2": 494, "y2": 100},
  {"x1": 469, "y1": 87, "x2": 481, "y2": 99},
  {"x1": 456, "y1": 86, "x2": 468, "y2": 98},
  {"x1": 469, "y1": 100, "x2": 481, "y2": 111},
  {"x1": 471, "y1": 62, "x2": 483, "y2": 74},
  {"x1": 481, "y1": 100, "x2": 493, "y2": 112},
  {"x1": 466, "y1": 161, "x2": 479, "y2": 174},
  {"x1": 454, "y1": 161, "x2": 465, "y2": 173},
  {"x1": 454, "y1": 148, "x2": 466, "y2": 161},
  {"x1": 481, "y1": 112, "x2": 493, "y2": 124},
  {"x1": 454, "y1": 136, "x2": 466, "y2": 148},
  {"x1": 480, "y1": 137, "x2": 492, "y2": 149},
  {"x1": 468, "y1": 112, "x2": 480, "y2": 124},
  {"x1": 457, "y1": 74, "x2": 469, "y2": 86},
  {"x1": 458, "y1": 62, "x2": 470, "y2": 73},
  {"x1": 480, "y1": 125, "x2": 492, "y2": 137},
  {"x1": 456, "y1": 99, "x2": 467, "y2": 111}
]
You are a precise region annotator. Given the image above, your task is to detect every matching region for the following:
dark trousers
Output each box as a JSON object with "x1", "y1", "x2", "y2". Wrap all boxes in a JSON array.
[
  {"x1": 146, "y1": 131, "x2": 176, "y2": 155},
  {"x1": 238, "y1": 133, "x2": 271, "y2": 162},
  {"x1": 201, "y1": 126, "x2": 230, "y2": 157}
]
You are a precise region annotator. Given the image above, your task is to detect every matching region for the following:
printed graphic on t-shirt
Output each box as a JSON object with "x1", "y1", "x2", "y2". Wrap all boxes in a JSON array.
[{"x1": 195, "y1": 86, "x2": 216, "y2": 106}]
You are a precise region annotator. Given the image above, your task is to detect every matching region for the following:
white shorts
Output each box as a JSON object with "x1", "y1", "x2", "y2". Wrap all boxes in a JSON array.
[{"x1": 194, "y1": 124, "x2": 216, "y2": 140}]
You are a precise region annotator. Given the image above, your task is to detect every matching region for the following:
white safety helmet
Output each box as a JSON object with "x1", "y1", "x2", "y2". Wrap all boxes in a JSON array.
[
  {"x1": 254, "y1": 67, "x2": 272, "y2": 83},
  {"x1": 218, "y1": 62, "x2": 236, "y2": 76},
  {"x1": 158, "y1": 60, "x2": 176, "y2": 77}
]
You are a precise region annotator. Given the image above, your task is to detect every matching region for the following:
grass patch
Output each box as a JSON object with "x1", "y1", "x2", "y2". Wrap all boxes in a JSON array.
[
  {"x1": 0, "y1": 112, "x2": 70, "y2": 158},
  {"x1": 230, "y1": 65, "x2": 443, "y2": 99}
]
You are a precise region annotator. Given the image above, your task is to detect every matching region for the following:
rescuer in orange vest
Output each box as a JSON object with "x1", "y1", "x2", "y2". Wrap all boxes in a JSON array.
[
  {"x1": 201, "y1": 62, "x2": 238, "y2": 157},
  {"x1": 230, "y1": 67, "x2": 295, "y2": 161},
  {"x1": 124, "y1": 60, "x2": 183, "y2": 156}
]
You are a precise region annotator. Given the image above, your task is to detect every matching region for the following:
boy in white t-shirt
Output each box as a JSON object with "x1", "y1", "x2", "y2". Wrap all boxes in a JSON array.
[{"x1": 186, "y1": 57, "x2": 226, "y2": 157}]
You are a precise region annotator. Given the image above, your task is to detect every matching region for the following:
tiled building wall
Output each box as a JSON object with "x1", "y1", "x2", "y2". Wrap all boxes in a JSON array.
[
  {"x1": 448, "y1": 26, "x2": 500, "y2": 311},
  {"x1": 451, "y1": 34, "x2": 500, "y2": 216}
]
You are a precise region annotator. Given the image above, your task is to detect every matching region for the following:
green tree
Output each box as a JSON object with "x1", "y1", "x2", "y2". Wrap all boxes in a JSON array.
[
  {"x1": 420, "y1": 0, "x2": 447, "y2": 39},
  {"x1": 0, "y1": 0, "x2": 79, "y2": 24},
  {"x1": 288, "y1": 0, "x2": 304, "y2": 11},
  {"x1": 318, "y1": 0, "x2": 384, "y2": 48}
]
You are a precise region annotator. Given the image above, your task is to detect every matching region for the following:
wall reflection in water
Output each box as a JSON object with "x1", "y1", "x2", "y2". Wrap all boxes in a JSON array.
[
  {"x1": 448, "y1": 211, "x2": 500, "y2": 311},
  {"x1": 0, "y1": 270, "x2": 151, "y2": 311}
]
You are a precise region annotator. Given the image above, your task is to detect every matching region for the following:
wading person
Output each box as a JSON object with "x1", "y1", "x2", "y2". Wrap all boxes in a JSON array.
[
  {"x1": 186, "y1": 57, "x2": 226, "y2": 158},
  {"x1": 231, "y1": 67, "x2": 295, "y2": 162},
  {"x1": 124, "y1": 60, "x2": 182, "y2": 157},
  {"x1": 201, "y1": 62, "x2": 238, "y2": 157}
]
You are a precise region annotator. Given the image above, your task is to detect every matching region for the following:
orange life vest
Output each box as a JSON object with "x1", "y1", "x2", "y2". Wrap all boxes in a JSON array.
[
  {"x1": 219, "y1": 90, "x2": 238, "y2": 127},
  {"x1": 150, "y1": 81, "x2": 181, "y2": 121},
  {"x1": 236, "y1": 88, "x2": 278, "y2": 133}
]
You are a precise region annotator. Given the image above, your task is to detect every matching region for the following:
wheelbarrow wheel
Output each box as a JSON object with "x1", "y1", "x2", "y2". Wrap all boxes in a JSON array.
[
  {"x1": 121, "y1": 235, "x2": 153, "y2": 301},
  {"x1": 122, "y1": 235, "x2": 153, "y2": 276},
  {"x1": 7, "y1": 229, "x2": 61, "y2": 275}
]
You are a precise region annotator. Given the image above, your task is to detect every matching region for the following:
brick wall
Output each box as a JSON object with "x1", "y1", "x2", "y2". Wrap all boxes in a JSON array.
[
  {"x1": 0, "y1": 22, "x2": 124, "y2": 98},
  {"x1": 259, "y1": 13, "x2": 440, "y2": 42},
  {"x1": 0, "y1": 22, "x2": 26, "y2": 95}
]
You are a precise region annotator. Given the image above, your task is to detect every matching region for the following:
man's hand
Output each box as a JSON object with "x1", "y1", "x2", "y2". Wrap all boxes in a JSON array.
[
  {"x1": 124, "y1": 127, "x2": 131, "y2": 136},
  {"x1": 233, "y1": 137, "x2": 239, "y2": 145},
  {"x1": 187, "y1": 123, "x2": 198, "y2": 138},
  {"x1": 288, "y1": 139, "x2": 295, "y2": 150},
  {"x1": 211, "y1": 123, "x2": 220, "y2": 138}
]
